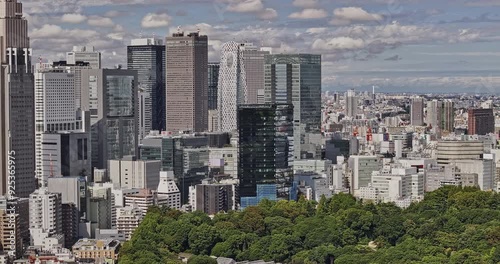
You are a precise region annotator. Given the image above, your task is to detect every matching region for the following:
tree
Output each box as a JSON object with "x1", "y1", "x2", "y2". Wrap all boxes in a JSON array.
[
  {"x1": 188, "y1": 223, "x2": 220, "y2": 255},
  {"x1": 187, "y1": 255, "x2": 217, "y2": 264}
]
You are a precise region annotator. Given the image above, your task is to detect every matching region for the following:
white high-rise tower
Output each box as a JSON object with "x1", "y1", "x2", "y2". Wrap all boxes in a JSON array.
[{"x1": 217, "y1": 42, "x2": 247, "y2": 132}]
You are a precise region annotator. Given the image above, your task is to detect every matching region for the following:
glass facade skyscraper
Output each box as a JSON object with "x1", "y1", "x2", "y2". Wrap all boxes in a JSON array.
[
  {"x1": 80, "y1": 69, "x2": 138, "y2": 170},
  {"x1": 208, "y1": 63, "x2": 220, "y2": 110},
  {"x1": 127, "y1": 39, "x2": 166, "y2": 135},
  {"x1": 238, "y1": 104, "x2": 294, "y2": 207},
  {"x1": 264, "y1": 54, "x2": 322, "y2": 160}
]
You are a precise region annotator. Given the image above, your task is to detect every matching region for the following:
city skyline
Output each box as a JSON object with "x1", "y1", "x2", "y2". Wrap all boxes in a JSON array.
[{"x1": 22, "y1": 0, "x2": 500, "y2": 93}]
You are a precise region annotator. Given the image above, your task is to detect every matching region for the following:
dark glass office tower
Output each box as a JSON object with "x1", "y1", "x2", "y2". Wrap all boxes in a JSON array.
[
  {"x1": 127, "y1": 39, "x2": 166, "y2": 134},
  {"x1": 264, "y1": 54, "x2": 321, "y2": 160},
  {"x1": 0, "y1": 0, "x2": 37, "y2": 197},
  {"x1": 208, "y1": 63, "x2": 220, "y2": 110},
  {"x1": 238, "y1": 104, "x2": 294, "y2": 208}
]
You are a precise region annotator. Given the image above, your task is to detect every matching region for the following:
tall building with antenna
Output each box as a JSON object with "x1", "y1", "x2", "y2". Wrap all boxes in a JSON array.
[
  {"x1": 0, "y1": 0, "x2": 37, "y2": 198},
  {"x1": 165, "y1": 31, "x2": 208, "y2": 133}
]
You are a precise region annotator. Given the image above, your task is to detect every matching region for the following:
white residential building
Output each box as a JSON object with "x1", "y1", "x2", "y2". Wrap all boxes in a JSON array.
[
  {"x1": 124, "y1": 189, "x2": 156, "y2": 216},
  {"x1": 156, "y1": 171, "x2": 181, "y2": 210},
  {"x1": 29, "y1": 188, "x2": 63, "y2": 247},
  {"x1": 108, "y1": 158, "x2": 161, "y2": 190},
  {"x1": 116, "y1": 206, "x2": 143, "y2": 241}
]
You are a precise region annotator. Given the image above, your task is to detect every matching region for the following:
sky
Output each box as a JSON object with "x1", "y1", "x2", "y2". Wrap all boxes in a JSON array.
[{"x1": 22, "y1": 0, "x2": 500, "y2": 93}]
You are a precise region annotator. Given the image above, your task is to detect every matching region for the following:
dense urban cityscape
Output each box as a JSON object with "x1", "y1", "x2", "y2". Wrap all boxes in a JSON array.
[{"x1": 0, "y1": 0, "x2": 500, "y2": 263}]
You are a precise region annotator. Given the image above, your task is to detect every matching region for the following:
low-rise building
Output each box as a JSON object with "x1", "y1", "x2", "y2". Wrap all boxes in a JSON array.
[{"x1": 72, "y1": 239, "x2": 120, "y2": 262}]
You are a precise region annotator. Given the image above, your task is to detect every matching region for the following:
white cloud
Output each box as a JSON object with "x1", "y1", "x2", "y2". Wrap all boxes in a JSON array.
[
  {"x1": 220, "y1": 0, "x2": 277, "y2": 20},
  {"x1": 87, "y1": 16, "x2": 115, "y2": 27},
  {"x1": 306, "y1": 27, "x2": 328, "y2": 34},
  {"x1": 226, "y1": 0, "x2": 264, "y2": 13},
  {"x1": 61, "y1": 13, "x2": 87, "y2": 24},
  {"x1": 31, "y1": 24, "x2": 64, "y2": 38},
  {"x1": 331, "y1": 7, "x2": 384, "y2": 25},
  {"x1": 141, "y1": 13, "x2": 172, "y2": 28},
  {"x1": 258, "y1": 8, "x2": 278, "y2": 20},
  {"x1": 312, "y1": 37, "x2": 365, "y2": 51},
  {"x1": 289, "y1": 8, "x2": 328, "y2": 19},
  {"x1": 292, "y1": 0, "x2": 319, "y2": 8}
]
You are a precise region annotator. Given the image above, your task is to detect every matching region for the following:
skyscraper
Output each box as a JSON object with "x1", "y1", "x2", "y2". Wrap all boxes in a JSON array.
[
  {"x1": 165, "y1": 32, "x2": 208, "y2": 133},
  {"x1": 0, "y1": 0, "x2": 36, "y2": 198},
  {"x1": 427, "y1": 100, "x2": 455, "y2": 133},
  {"x1": 241, "y1": 43, "x2": 269, "y2": 104},
  {"x1": 426, "y1": 99, "x2": 441, "y2": 130},
  {"x1": 468, "y1": 108, "x2": 494, "y2": 135},
  {"x1": 34, "y1": 66, "x2": 91, "y2": 184},
  {"x1": 80, "y1": 69, "x2": 139, "y2": 170},
  {"x1": 208, "y1": 62, "x2": 220, "y2": 110},
  {"x1": 345, "y1": 89, "x2": 358, "y2": 117},
  {"x1": 218, "y1": 42, "x2": 247, "y2": 132},
  {"x1": 238, "y1": 104, "x2": 294, "y2": 208},
  {"x1": 264, "y1": 54, "x2": 322, "y2": 160},
  {"x1": 411, "y1": 98, "x2": 424, "y2": 126},
  {"x1": 442, "y1": 100, "x2": 455, "y2": 132},
  {"x1": 52, "y1": 60, "x2": 93, "y2": 109},
  {"x1": 127, "y1": 38, "x2": 166, "y2": 135}
]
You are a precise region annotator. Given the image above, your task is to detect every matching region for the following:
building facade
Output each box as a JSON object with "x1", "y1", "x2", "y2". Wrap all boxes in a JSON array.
[
  {"x1": 0, "y1": 0, "x2": 36, "y2": 198},
  {"x1": 80, "y1": 69, "x2": 139, "y2": 170},
  {"x1": 238, "y1": 104, "x2": 294, "y2": 207},
  {"x1": 127, "y1": 38, "x2": 166, "y2": 134},
  {"x1": 468, "y1": 108, "x2": 494, "y2": 135},
  {"x1": 218, "y1": 42, "x2": 247, "y2": 132},
  {"x1": 165, "y1": 32, "x2": 208, "y2": 132},
  {"x1": 411, "y1": 97, "x2": 424, "y2": 126},
  {"x1": 208, "y1": 62, "x2": 220, "y2": 110},
  {"x1": 264, "y1": 54, "x2": 322, "y2": 159}
]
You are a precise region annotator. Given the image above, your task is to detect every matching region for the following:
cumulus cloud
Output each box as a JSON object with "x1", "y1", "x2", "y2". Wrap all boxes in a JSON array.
[
  {"x1": 312, "y1": 37, "x2": 365, "y2": 51},
  {"x1": 220, "y1": 0, "x2": 278, "y2": 20},
  {"x1": 87, "y1": 16, "x2": 115, "y2": 27},
  {"x1": 258, "y1": 8, "x2": 278, "y2": 20},
  {"x1": 331, "y1": 7, "x2": 384, "y2": 26},
  {"x1": 226, "y1": 0, "x2": 264, "y2": 13},
  {"x1": 292, "y1": 0, "x2": 319, "y2": 8},
  {"x1": 289, "y1": 8, "x2": 328, "y2": 19},
  {"x1": 61, "y1": 13, "x2": 87, "y2": 24},
  {"x1": 141, "y1": 13, "x2": 172, "y2": 28}
]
